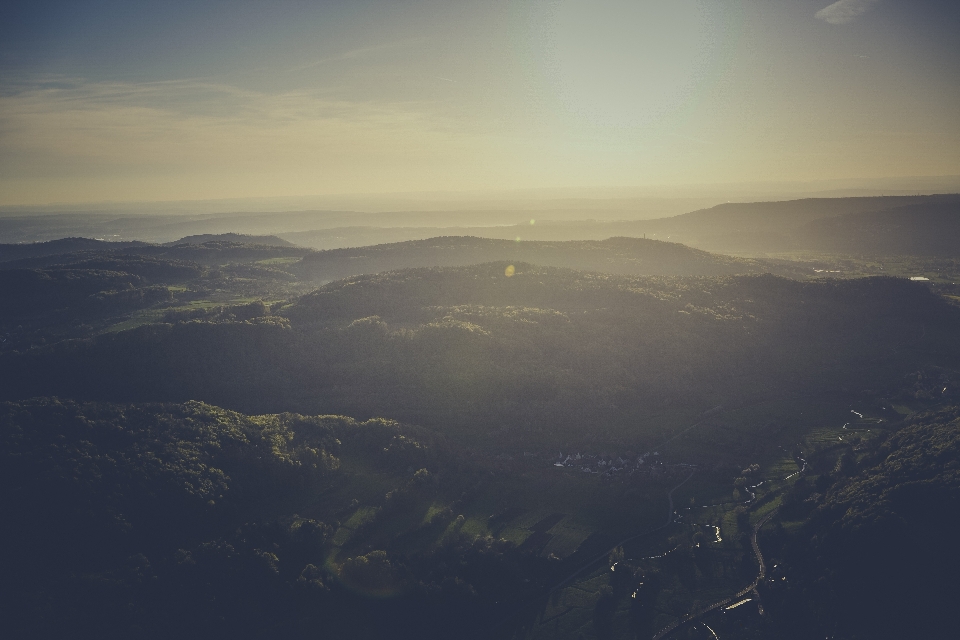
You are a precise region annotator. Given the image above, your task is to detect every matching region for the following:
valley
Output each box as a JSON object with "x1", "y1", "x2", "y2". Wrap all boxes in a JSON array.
[{"x1": 1, "y1": 194, "x2": 958, "y2": 639}]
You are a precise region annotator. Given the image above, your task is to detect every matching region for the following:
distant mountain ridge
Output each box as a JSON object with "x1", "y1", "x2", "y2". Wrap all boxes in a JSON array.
[
  {"x1": 3, "y1": 194, "x2": 957, "y2": 257},
  {"x1": 661, "y1": 194, "x2": 956, "y2": 229},
  {"x1": 281, "y1": 194, "x2": 960, "y2": 254},
  {"x1": 796, "y1": 202, "x2": 960, "y2": 256},
  {"x1": 630, "y1": 193, "x2": 960, "y2": 254},
  {"x1": 0, "y1": 239, "x2": 311, "y2": 271},
  {"x1": 0, "y1": 237, "x2": 149, "y2": 263}
]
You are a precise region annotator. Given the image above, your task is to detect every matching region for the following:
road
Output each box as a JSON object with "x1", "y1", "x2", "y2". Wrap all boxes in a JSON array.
[
  {"x1": 651, "y1": 506, "x2": 780, "y2": 640},
  {"x1": 488, "y1": 470, "x2": 697, "y2": 637},
  {"x1": 551, "y1": 470, "x2": 696, "y2": 593}
]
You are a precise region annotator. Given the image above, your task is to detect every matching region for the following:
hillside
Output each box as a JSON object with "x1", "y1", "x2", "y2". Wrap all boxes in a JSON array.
[
  {"x1": 0, "y1": 398, "x2": 514, "y2": 639},
  {"x1": 2, "y1": 254, "x2": 959, "y2": 640},
  {"x1": 0, "y1": 237, "x2": 150, "y2": 262},
  {"x1": 608, "y1": 194, "x2": 960, "y2": 254},
  {"x1": 796, "y1": 202, "x2": 960, "y2": 256},
  {"x1": 0, "y1": 208, "x2": 606, "y2": 244},
  {"x1": 0, "y1": 242, "x2": 314, "y2": 353},
  {"x1": 292, "y1": 236, "x2": 805, "y2": 282},
  {"x1": 759, "y1": 405, "x2": 960, "y2": 639},
  {"x1": 4, "y1": 264, "x2": 956, "y2": 451},
  {"x1": 0, "y1": 241, "x2": 311, "y2": 271},
  {"x1": 168, "y1": 233, "x2": 296, "y2": 247},
  {"x1": 4, "y1": 196, "x2": 957, "y2": 257},
  {"x1": 0, "y1": 267, "x2": 173, "y2": 321},
  {"x1": 280, "y1": 194, "x2": 960, "y2": 255}
]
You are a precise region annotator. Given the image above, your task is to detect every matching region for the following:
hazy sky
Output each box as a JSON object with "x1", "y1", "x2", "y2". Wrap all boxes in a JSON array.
[{"x1": 1, "y1": 0, "x2": 958, "y2": 205}]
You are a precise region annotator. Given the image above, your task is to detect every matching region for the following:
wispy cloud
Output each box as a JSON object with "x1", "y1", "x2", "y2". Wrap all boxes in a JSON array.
[
  {"x1": 815, "y1": 0, "x2": 880, "y2": 25},
  {"x1": 285, "y1": 38, "x2": 425, "y2": 74},
  {"x1": 0, "y1": 77, "x2": 487, "y2": 188}
]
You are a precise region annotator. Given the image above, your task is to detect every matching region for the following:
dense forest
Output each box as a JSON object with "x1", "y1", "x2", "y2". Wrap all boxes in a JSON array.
[
  {"x1": 3, "y1": 264, "x2": 956, "y2": 452},
  {"x1": 1, "y1": 398, "x2": 543, "y2": 639},
  {"x1": 758, "y1": 405, "x2": 960, "y2": 639}
]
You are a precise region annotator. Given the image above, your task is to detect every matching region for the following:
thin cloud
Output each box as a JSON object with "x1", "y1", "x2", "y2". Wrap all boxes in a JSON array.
[
  {"x1": 0, "y1": 77, "x2": 470, "y2": 175},
  {"x1": 286, "y1": 38, "x2": 426, "y2": 74},
  {"x1": 815, "y1": 0, "x2": 880, "y2": 25}
]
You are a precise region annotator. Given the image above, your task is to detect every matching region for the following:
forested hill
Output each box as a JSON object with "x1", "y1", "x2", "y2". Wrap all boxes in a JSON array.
[
  {"x1": 167, "y1": 233, "x2": 295, "y2": 247},
  {"x1": 591, "y1": 194, "x2": 960, "y2": 254},
  {"x1": 0, "y1": 398, "x2": 489, "y2": 639},
  {"x1": 292, "y1": 236, "x2": 805, "y2": 283},
  {"x1": 763, "y1": 405, "x2": 960, "y2": 639},
  {"x1": 796, "y1": 202, "x2": 960, "y2": 256},
  {"x1": 3, "y1": 263, "x2": 956, "y2": 449},
  {"x1": 0, "y1": 239, "x2": 311, "y2": 270},
  {"x1": 279, "y1": 194, "x2": 960, "y2": 255},
  {"x1": 657, "y1": 194, "x2": 955, "y2": 232},
  {"x1": 0, "y1": 237, "x2": 150, "y2": 262}
]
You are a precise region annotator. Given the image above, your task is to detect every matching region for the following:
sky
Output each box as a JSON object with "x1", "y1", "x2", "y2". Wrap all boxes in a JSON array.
[{"x1": 1, "y1": 0, "x2": 958, "y2": 205}]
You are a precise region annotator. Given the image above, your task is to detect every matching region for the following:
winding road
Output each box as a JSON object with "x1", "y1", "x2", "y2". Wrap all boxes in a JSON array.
[
  {"x1": 488, "y1": 470, "x2": 697, "y2": 637},
  {"x1": 551, "y1": 470, "x2": 697, "y2": 593},
  {"x1": 651, "y1": 506, "x2": 780, "y2": 640}
]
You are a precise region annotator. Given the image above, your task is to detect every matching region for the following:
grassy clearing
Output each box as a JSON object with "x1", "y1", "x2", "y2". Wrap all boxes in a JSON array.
[
  {"x1": 499, "y1": 526, "x2": 534, "y2": 547},
  {"x1": 101, "y1": 313, "x2": 165, "y2": 334},
  {"x1": 542, "y1": 516, "x2": 596, "y2": 558},
  {"x1": 806, "y1": 426, "x2": 847, "y2": 446},
  {"x1": 750, "y1": 496, "x2": 782, "y2": 525},
  {"x1": 331, "y1": 506, "x2": 379, "y2": 547},
  {"x1": 768, "y1": 454, "x2": 801, "y2": 479},
  {"x1": 459, "y1": 516, "x2": 492, "y2": 539},
  {"x1": 100, "y1": 298, "x2": 262, "y2": 334},
  {"x1": 256, "y1": 256, "x2": 302, "y2": 265},
  {"x1": 421, "y1": 501, "x2": 448, "y2": 526},
  {"x1": 511, "y1": 508, "x2": 556, "y2": 530}
]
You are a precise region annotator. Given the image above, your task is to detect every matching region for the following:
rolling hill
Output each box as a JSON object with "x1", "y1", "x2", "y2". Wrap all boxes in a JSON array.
[
  {"x1": 4, "y1": 263, "x2": 955, "y2": 451},
  {"x1": 0, "y1": 237, "x2": 150, "y2": 262},
  {"x1": 167, "y1": 233, "x2": 296, "y2": 247},
  {"x1": 292, "y1": 236, "x2": 807, "y2": 282},
  {"x1": 280, "y1": 194, "x2": 960, "y2": 255},
  {"x1": 796, "y1": 201, "x2": 960, "y2": 256}
]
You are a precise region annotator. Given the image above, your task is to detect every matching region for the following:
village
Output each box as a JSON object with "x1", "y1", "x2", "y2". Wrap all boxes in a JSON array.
[{"x1": 520, "y1": 449, "x2": 695, "y2": 480}]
